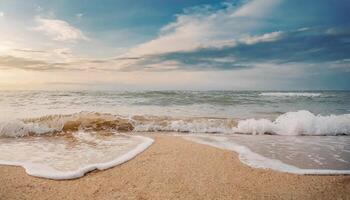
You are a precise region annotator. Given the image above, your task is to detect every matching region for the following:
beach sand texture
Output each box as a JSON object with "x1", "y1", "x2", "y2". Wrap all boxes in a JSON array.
[{"x1": 0, "y1": 134, "x2": 349, "y2": 200}]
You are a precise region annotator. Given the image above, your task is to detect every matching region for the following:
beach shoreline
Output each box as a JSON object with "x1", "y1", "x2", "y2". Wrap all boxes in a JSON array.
[{"x1": 1, "y1": 134, "x2": 349, "y2": 200}]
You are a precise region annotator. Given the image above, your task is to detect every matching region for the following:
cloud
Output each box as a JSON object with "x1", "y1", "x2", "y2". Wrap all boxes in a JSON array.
[
  {"x1": 117, "y1": 27, "x2": 350, "y2": 71},
  {"x1": 238, "y1": 31, "x2": 283, "y2": 45},
  {"x1": 113, "y1": 57, "x2": 142, "y2": 61},
  {"x1": 2, "y1": 27, "x2": 349, "y2": 74},
  {"x1": 6, "y1": 0, "x2": 347, "y2": 73},
  {"x1": 0, "y1": 55, "x2": 45, "y2": 67},
  {"x1": 0, "y1": 12, "x2": 4, "y2": 17},
  {"x1": 12, "y1": 48, "x2": 46, "y2": 53},
  {"x1": 114, "y1": 0, "x2": 349, "y2": 73},
  {"x1": 232, "y1": 0, "x2": 282, "y2": 18},
  {"x1": 0, "y1": 52, "x2": 124, "y2": 72},
  {"x1": 109, "y1": 0, "x2": 285, "y2": 72},
  {"x1": 0, "y1": 55, "x2": 73, "y2": 71},
  {"x1": 32, "y1": 16, "x2": 89, "y2": 42},
  {"x1": 328, "y1": 59, "x2": 350, "y2": 72},
  {"x1": 126, "y1": 0, "x2": 282, "y2": 57}
]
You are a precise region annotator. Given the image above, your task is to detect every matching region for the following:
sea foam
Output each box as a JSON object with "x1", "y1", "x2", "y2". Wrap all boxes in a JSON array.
[
  {"x1": 0, "y1": 112, "x2": 133, "y2": 137},
  {"x1": 233, "y1": 110, "x2": 350, "y2": 135},
  {"x1": 1, "y1": 111, "x2": 349, "y2": 137},
  {"x1": 185, "y1": 135, "x2": 350, "y2": 175},
  {"x1": 0, "y1": 119, "x2": 61, "y2": 137},
  {"x1": 0, "y1": 133, "x2": 153, "y2": 179}
]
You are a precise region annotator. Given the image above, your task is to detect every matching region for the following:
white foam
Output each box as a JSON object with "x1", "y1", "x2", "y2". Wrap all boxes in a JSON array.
[
  {"x1": 0, "y1": 112, "x2": 132, "y2": 137},
  {"x1": 133, "y1": 118, "x2": 236, "y2": 134},
  {"x1": 234, "y1": 110, "x2": 350, "y2": 136},
  {"x1": 260, "y1": 92, "x2": 322, "y2": 97},
  {"x1": 0, "y1": 119, "x2": 62, "y2": 137},
  {"x1": 133, "y1": 111, "x2": 350, "y2": 136},
  {"x1": 2, "y1": 111, "x2": 350, "y2": 137},
  {"x1": 185, "y1": 135, "x2": 350, "y2": 175},
  {"x1": 0, "y1": 134, "x2": 153, "y2": 180}
]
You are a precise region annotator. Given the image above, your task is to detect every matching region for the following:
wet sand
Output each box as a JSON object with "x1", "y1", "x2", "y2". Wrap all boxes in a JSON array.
[{"x1": 0, "y1": 134, "x2": 349, "y2": 200}]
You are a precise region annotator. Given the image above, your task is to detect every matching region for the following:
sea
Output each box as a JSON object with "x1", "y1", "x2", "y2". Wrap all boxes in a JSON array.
[{"x1": 0, "y1": 90, "x2": 349, "y2": 179}]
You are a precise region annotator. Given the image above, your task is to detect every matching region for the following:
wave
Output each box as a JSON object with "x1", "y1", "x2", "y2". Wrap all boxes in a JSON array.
[
  {"x1": 0, "y1": 112, "x2": 133, "y2": 137},
  {"x1": 259, "y1": 92, "x2": 322, "y2": 97},
  {"x1": 1, "y1": 111, "x2": 350, "y2": 137},
  {"x1": 131, "y1": 116, "x2": 237, "y2": 133},
  {"x1": 234, "y1": 110, "x2": 350, "y2": 136}
]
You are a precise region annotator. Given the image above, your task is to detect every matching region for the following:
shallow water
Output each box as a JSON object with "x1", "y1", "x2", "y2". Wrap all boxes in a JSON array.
[
  {"x1": 0, "y1": 132, "x2": 153, "y2": 179},
  {"x1": 185, "y1": 134, "x2": 350, "y2": 174}
]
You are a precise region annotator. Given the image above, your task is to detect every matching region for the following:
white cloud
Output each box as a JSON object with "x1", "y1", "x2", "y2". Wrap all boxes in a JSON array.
[
  {"x1": 328, "y1": 59, "x2": 350, "y2": 72},
  {"x1": 0, "y1": 12, "x2": 4, "y2": 17},
  {"x1": 112, "y1": 1, "x2": 283, "y2": 72},
  {"x1": 239, "y1": 31, "x2": 284, "y2": 45},
  {"x1": 232, "y1": 0, "x2": 282, "y2": 18},
  {"x1": 126, "y1": 0, "x2": 281, "y2": 57},
  {"x1": 32, "y1": 16, "x2": 89, "y2": 42}
]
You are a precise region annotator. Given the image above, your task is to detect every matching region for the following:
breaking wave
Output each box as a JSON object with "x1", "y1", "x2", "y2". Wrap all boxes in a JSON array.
[
  {"x1": 131, "y1": 116, "x2": 237, "y2": 133},
  {"x1": 0, "y1": 112, "x2": 134, "y2": 137},
  {"x1": 1, "y1": 110, "x2": 350, "y2": 137},
  {"x1": 234, "y1": 110, "x2": 350, "y2": 136}
]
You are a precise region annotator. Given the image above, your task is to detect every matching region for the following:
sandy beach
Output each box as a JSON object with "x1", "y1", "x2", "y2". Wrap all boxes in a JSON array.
[{"x1": 0, "y1": 134, "x2": 349, "y2": 200}]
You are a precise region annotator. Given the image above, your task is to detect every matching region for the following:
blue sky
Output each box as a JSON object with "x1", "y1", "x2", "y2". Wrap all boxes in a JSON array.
[{"x1": 0, "y1": 0, "x2": 349, "y2": 90}]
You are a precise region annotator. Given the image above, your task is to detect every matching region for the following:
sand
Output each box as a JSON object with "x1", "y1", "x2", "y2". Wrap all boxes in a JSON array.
[{"x1": 0, "y1": 134, "x2": 349, "y2": 200}]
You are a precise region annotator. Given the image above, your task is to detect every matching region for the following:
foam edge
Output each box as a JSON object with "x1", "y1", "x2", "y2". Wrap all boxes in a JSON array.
[
  {"x1": 0, "y1": 135, "x2": 154, "y2": 180},
  {"x1": 184, "y1": 135, "x2": 350, "y2": 175}
]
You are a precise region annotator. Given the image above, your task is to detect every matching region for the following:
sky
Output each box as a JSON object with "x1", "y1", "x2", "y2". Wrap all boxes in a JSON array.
[{"x1": 0, "y1": 0, "x2": 349, "y2": 90}]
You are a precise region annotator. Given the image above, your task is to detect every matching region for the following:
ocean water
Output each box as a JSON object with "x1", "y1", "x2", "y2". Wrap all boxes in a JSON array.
[
  {"x1": 1, "y1": 90, "x2": 349, "y2": 121},
  {"x1": 0, "y1": 90, "x2": 349, "y2": 179},
  {"x1": 185, "y1": 134, "x2": 350, "y2": 175}
]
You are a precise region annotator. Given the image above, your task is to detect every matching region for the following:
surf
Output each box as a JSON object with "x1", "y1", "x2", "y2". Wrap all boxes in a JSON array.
[{"x1": 2, "y1": 110, "x2": 350, "y2": 137}]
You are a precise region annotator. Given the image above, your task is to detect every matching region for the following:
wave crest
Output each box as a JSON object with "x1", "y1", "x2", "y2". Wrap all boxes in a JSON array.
[
  {"x1": 1, "y1": 111, "x2": 350, "y2": 137},
  {"x1": 0, "y1": 112, "x2": 133, "y2": 137},
  {"x1": 131, "y1": 116, "x2": 237, "y2": 133},
  {"x1": 234, "y1": 110, "x2": 350, "y2": 135}
]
